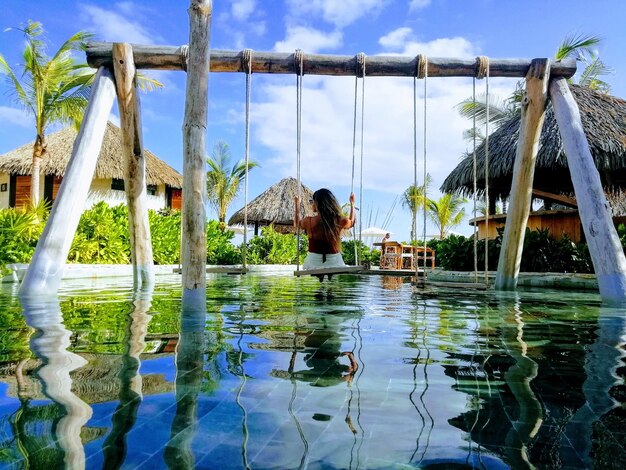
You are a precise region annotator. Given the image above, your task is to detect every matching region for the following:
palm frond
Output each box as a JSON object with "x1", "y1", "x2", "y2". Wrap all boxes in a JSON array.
[
  {"x1": 578, "y1": 57, "x2": 613, "y2": 92},
  {"x1": 555, "y1": 33, "x2": 601, "y2": 61},
  {"x1": 136, "y1": 72, "x2": 164, "y2": 92}
]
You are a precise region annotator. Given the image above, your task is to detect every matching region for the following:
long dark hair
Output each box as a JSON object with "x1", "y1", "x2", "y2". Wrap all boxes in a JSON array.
[{"x1": 312, "y1": 188, "x2": 342, "y2": 241}]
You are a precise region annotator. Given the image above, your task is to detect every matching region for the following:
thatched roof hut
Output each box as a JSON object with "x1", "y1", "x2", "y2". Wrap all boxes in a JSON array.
[
  {"x1": 441, "y1": 85, "x2": 626, "y2": 201},
  {"x1": 0, "y1": 121, "x2": 182, "y2": 188},
  {"x1": 228, "y1": 177, "x2": 314, "y2": 234}
]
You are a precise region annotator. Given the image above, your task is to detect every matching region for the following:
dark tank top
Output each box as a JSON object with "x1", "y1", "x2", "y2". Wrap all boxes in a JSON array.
[{"x1": 306, "y1": 217, "x2": 340, "y2": 254}]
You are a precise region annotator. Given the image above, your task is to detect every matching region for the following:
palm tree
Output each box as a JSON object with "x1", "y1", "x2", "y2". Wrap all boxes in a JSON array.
[
  {"x1": 428, "y1": 193, "x2": 467, "y2": 239},
  {"x1": 456, "y1": 33, "x2": 611, "y2": 143},
  {"x1": 206, "y1": 141, "x2": 258, "y2": 224},
  {"x1": 402, "y1": 173, "x2": 432, "y2": 240},
  {"x1": 0, "y1": 22, "x2": 95, "y2": 205},
  {"x1": 0, "y1": 22, "x2": 162, "y2": 206}
]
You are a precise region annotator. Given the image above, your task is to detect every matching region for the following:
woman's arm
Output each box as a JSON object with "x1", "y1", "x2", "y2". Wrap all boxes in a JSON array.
[
  {"x1": 293, "y1": 195, "x2": 300, "y2": 229},
  {"x1": 343, "y1": 193, "x2": 356, "y2": 228}
]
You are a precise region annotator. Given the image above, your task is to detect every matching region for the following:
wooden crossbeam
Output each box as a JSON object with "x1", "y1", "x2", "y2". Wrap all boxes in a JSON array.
[
  {"x1": 532, "y1": 189, "x2": 577, "y2": 208},
  {"x1": 86, "y1": 42, "x2": 577, "y2": 78}
]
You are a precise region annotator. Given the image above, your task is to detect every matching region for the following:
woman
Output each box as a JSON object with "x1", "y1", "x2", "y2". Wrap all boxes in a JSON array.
[{"x1": 294, "y1": 188, "x2": 355, "y2": 273}]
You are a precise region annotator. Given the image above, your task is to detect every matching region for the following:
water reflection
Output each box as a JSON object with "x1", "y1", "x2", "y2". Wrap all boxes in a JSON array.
[
  {"x1": 565, "y1": 307, "x2": 626, "y2": 467},
  {"x1": 102, "y1": 287, "x2": 153, "y2": 469},
  {"x1": 20, "y1": 295, "x2": 92, "y2": 469},
  {"x1": 163, "y1": 306, "x2": 206, "y2": 469},
  {"x1": 501, "y1": 300, "x2": 543, "y2": 469}
]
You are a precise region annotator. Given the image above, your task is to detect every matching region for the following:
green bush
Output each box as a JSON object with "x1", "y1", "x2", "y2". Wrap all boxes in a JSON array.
[
  {"x1": 342, "y1": 239, "x2": 377, "y2": 265},
  {"x1": 69, "y1": 202, "x2": 130, "y2": 264},
  {"x1": 246, "y1": 225, "x2": 303, "y2": 264},
  {"x1": 149, "y1": 208, "x2": 181, "y2": 264},
  {"x1": 434, "y1": 228, "x2": 591, "y2": 273},
  {"x1": 0, "y1": 205, "x2": 45, "y2": 271},
  {"x1": 207, "y1": 220, "x2": 240, "y2": 264}
]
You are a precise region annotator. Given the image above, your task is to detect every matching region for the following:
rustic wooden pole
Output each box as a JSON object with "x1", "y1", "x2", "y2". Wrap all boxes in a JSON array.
[
  {"x1": 495, "y1": 59, "x2": 550, "y2": 291},
  {"x1": 112, "y1": 43, "x2": 155, "y2": 288},
  {"x1": 550, "y1": 77, "x2": 626, "y2": 303},
  {"x1": 19, "y1": 67, "x2": 116, "y2": 295},
  {"x1": 86, "y1": 42, "x2": 577, "y2": 79},
  {"x1": 181, "y1": 0, "x2": 211, "y2": 309}
]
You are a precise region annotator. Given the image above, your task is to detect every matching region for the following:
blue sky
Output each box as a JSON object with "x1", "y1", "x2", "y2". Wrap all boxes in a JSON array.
[{"x1": 1, "y1": 0, "x2": 626, "y2": 241}]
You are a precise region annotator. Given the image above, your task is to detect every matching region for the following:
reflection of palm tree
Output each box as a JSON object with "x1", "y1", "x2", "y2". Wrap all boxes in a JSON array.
[
  {"x1": 102, "y1": 287, "x2": 153, "y2": 469},
  {"x1": 19, "y1": 295, "x2": 92, "y2": 469}
]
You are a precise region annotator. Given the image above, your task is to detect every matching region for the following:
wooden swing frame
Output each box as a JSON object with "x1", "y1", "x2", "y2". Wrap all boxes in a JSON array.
[{"x1": 18, "y1": 0, "x2": 626, "y2": 305}]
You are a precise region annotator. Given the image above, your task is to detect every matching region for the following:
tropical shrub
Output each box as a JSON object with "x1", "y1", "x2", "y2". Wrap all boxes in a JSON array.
[
  {"x1": 342, "y1": 240, "x2": 377, "y2": 265},
  {"x1": 435, "y1": 228, "x2": 591, "y2": 273},
  {"x1": 246, "y1": 225, "x2": 303, "y2": 264},
  {"x1": 69, "y1": 202, "x2": 130, "y2": 263},
  {"x1": 150, "y1": 208, "x2": 181, "y2": 264},
  {"x1": 0, "y1": 204, "x2": 46, "y2": 273},
  {"x1": 207, "y1": 220, "x2": 240, "y2": 264}
]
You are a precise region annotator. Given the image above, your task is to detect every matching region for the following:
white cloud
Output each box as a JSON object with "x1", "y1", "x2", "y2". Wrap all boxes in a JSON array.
[
  {"x1": 379, "y1": 27, "x2": 413, "y2": 49},
  {"x1": 79, "y1": 4, "x2": 163, "y2": 44},
  {"x1": 250, "y1": 37, "x2": 517, "y2": 200},
  {"x1": 287, "y1": 0, "x2": 389, "y2": 28},
  {"x1": 274, "y1": 26, "x2": 342, "y2": 53},
  {"x1": 0, "y1": 106, "x2": 32, "y2": 128},
  {"x1": 232, "y1": 0, "x2": 256, "y2": 21},
  {"x1": 409, "y1": 0, "x2": 431, "y2": 11}
]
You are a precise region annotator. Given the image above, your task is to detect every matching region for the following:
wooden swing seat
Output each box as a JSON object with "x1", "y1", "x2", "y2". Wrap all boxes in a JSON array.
[
  {"x1": 293, "y1": 266, "x2": 364, "y2": 277},
  {"x1": 173, "y1": 267, "x2": 248, "y2": 275}
]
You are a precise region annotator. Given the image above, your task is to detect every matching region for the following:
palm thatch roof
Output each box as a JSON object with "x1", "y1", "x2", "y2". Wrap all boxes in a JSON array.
[
  {"x1": 0, "y1": 121, "x2": 182, "y2": 188},
  {"x1": 441, "y1": 84, "x2": 626, "y2": 201},
  {"x1": 228, "y1": 177, "x2": 315, "y2": 230}
]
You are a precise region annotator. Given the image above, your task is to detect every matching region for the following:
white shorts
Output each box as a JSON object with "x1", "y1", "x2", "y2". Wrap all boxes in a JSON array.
[{"x1": 303, "y1": 252, "x2": 346, "y2": 270}]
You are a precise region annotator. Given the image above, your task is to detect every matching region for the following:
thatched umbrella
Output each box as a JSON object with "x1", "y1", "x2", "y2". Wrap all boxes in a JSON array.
[
  {"x1": 228, "y1": 177, "x2": 314, "y2": 234},
  {"x1": 0, "y1": 121, "x2": 183, "y2": 188},
  {"x1": 441, "y1": 84, "x2": 626, "y2": 203}
]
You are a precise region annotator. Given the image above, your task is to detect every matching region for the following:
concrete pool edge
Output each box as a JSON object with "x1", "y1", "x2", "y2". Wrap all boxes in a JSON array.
[{"x1": 2, "y1": 264, "x2": 599, "y2": 291}]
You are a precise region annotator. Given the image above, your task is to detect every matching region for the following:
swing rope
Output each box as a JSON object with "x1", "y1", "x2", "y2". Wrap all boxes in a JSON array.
[
  {"x1": 358, "y1": 53, "x2": 366, "y2": 264},
  {"x1": 472, "y1": 74, "x2": 478, "y2": 284},
  {"x1": 242, "y1": 49, "x2": 253, "y2": 270},
  {"x1": 412, "y1": 73, "x2": 418, "y2": 278},
  {"x1": 295, "y1": 49, "x2": 304, "y2": 272},
  {"x1": 351, "y1": 53, "x2": 366, "y2": 265},
  {"x1": 475, "y1": 56, "x2": 490, "y2": 286},
  {"x1": 417, "y1": 55, "x2": 428, "y2": 281}
]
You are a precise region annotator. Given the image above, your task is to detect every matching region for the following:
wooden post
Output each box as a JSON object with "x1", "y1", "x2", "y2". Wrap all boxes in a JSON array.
[
  {"x1": 112, "y1": 43, "x2": 155, "y2": 288},
  {"x1": 19, "y1": 67, "x2": 116, "y2": 295},
  {"x1": 182, "y1": 0, "x2": 211, "y2": 309},
  {"x1": 495, "y1": 59, "x2": 550, "y2": 291},
  {"x1": 550, "y1": 77, "x2": 626, "y2": 303}
]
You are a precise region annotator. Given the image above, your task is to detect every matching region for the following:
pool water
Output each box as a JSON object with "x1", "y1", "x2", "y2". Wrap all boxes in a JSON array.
[{"x1": 0, "y1": 274, "x2": 624, "y2": 469}]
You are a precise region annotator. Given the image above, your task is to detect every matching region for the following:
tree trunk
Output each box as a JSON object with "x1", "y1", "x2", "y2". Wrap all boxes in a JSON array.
[
  {"x1": 113, "y1": 42, "x2": 155, "y2": 288},
  {"x1": 19, "y1": 67, "x2": 116, "y2": 295},
  {"x1": 550, "y1": 77, "x2": 626, "y2": 303},
  {"x1": 182, "y1": 0, "x2": 212, "y2": 309},
  {"x1": 31, "y1": 134, "x2": 46, "y2": 206},
  {"x1": 496, "y1": 59, "x2": 550, "y2": 291}
]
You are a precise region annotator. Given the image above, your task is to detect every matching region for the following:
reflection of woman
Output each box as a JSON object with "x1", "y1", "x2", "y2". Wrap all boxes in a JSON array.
[
  {"x1": 294, "y1": 188, "x2": 355, "y2": 277},
  {"x1": 280, "y1": 327, "x2": 358, "y2": 387}
]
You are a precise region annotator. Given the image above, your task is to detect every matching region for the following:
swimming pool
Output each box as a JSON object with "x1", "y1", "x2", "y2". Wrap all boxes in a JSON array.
[{"x1": 0, "y1": 274, "x2": 623, "y2": 469}]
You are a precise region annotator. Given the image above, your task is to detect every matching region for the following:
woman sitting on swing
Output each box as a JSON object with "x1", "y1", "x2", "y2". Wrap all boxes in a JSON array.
[{"x1": 294, "y1": 189, "x2": 355, "y2": 280}]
